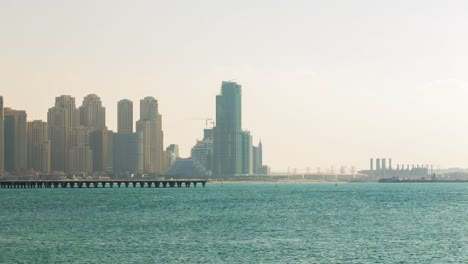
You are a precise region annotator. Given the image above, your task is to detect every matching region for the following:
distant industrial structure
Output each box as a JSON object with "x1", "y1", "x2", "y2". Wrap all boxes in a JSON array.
[{"x1": 359, "y1": 158, "x2": 430, "y2": 179}]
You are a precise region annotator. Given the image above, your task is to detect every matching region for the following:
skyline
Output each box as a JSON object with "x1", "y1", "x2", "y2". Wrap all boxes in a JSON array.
[
  {"x1": 3, "y1": 1, "x2": 468, "y2": 170},
  {"x1": 0, "y1": 88, "x2": 455, "y2": 173},
  {"x1": 0, "y1": 82, "x2": 267, "y2": 176}
]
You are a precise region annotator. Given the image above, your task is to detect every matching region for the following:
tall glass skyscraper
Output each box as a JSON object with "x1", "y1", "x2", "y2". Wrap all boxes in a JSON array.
[{"x1": 213, "y1": 81, "x2": 243, "y2": 176}]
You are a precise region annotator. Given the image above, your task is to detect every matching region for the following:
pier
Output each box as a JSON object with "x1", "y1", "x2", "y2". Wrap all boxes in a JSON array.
[{"x1": 0, "y1": 179, "x2": 207, "y2": 189}]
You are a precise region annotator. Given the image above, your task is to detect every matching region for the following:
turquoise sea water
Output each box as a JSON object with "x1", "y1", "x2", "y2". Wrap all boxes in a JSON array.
[{"x1": 1, "y1": 183, "x2": 468, "y2": 263}]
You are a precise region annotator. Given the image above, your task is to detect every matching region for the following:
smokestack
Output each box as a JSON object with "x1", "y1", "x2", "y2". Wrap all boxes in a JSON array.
[
  {"x1": 376, "y1": 159, "x2": 381, "y2": 171},
  {"x1": 389, "y1": 159, "x2": 392, "y2": 170},
  {"x1": 382, "y1": 159, "x2": 387, "y2": 171},
  {"x1": 370, "y1": 158, "x2": 374, "y2": 171},
  {"x1": 397, "y1": 164, "x2": 400, "y2": 170}
]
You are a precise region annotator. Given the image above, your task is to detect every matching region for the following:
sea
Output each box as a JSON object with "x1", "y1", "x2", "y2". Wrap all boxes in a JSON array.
[{"x1": 1, "y1": 183, "x2": 467, "y2": 263}]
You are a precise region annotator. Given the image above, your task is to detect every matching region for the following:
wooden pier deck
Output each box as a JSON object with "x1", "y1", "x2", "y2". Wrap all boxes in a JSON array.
[{"x1": 0, "y1": 179, "x2": 207, "y2": 189}]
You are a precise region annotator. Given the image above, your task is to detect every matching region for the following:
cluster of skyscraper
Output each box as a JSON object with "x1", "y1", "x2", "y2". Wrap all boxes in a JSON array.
[
  {"x1": 0, "y1": 95, "x2": 164, "y2": 176},
  {"x1": 168, "y1": 81, "x2": 268, "y2": 177},
  {"x1": 0, "y1": 81, "x2": 268, "y2": 177}
]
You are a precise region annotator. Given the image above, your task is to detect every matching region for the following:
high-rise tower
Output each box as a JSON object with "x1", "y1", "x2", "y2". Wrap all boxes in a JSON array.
[
  {"x1": 136, "y1": 97, "x2": 165, "y2": 174},
  {"x1": 48, "y1": 95, "x2": 79, "y2": 172},
  {"x1": 79, "y1": 94, "x2": 109, "y2": 172},
  {"x1": 69, "y1": 126, "x2": 93, "y2": 173},
  {"x1": 258, "y1": 140, "x2": 263, "y2": 168},
  {"x1": 118, "y1": 99, "x2": 133, "y2": 133},
  {"x1": 241, "y1": 131, "x2": 253, "y2": 175},
  {"x1": 4, "y1": 108, "x2": 27, "y2": 172},
  {"x1": 27, "y1": 120, "x2": 51, "y2": 173},
  {"x1": 253, "y1": 140, "x2": 263, "y2": 174},
  {"x1": 213, "y1": 81, "x2": 243, "y2": 175},
  {"x1": 114, "y1": 99, "x2": 141, "y2": 174},
  {"x1": 79, "y1": 94, "x2": 106, "y2": 131}
]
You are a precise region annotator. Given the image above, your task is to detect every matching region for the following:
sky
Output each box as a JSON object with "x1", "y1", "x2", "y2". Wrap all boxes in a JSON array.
[{"x1": 2, "y1": 0, "x2": 468, "y2": 172}]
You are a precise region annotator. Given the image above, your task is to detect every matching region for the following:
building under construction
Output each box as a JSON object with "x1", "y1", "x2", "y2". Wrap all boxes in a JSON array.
[{"x1": 359, "y1": 158, "x2": 430, "y2": 179}]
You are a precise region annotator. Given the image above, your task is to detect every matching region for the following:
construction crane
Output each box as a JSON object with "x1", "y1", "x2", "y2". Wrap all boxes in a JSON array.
[{"x1": 187, "y1": 117, "x2": 215, "y2": 128}]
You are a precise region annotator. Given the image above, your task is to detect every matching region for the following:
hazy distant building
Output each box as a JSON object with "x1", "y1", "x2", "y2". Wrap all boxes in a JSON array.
[
  {"x1": 113, "y1": 133, "x2": 143, "y2": 173},
  {"x1": 257, "y1": 165, "x2": 270, "y2": 175},
  {"x1": 360, "y1": 158, "x2": 429, "y2": 179},
  {"x1": 241, "y1": 131, "x2": 253, "y2": 175},
  {"x1": 89, "y1": 129, "x2": 113, "y2": 173},
  {"x1": 136, "y1": 97, "x2": 165, "y2": 174},
  {"x1": 0, "y1": 96, "x2": 4, "y2": 172},
  {"x1": 69, "y1": 126, "x2": 93, "y2": 174},
  {"x1": 48, "y1": 95, "x2": 79, "y2": 172},
  {"x1": 105, "y1": 130, "x2": 114, "y2": 173},
  {"x1": 27, "y1": 121, "x2": 51, "y2": 173},
  {"x1": 191, "y1": 129, "x2": 213, "y2": 174},
  {"x1": 48, "y1": 107, "x2": 67, "y2": 172},
  {"x1": 165, "y1": 157, "x2": 210, "y2": 177},
  {"x1": 4, "y1": 108, "x2": 27, "y2": 172},
  {"x1": 118, "y1": 99, "x2": 133, "y2": 133},
  {"x1": 213, "y1": 81, "x2": 243, "y2": 176},
  {"x1": 166, "y1": 144, "x2": 179, "y2": 170},
  {"x1": 252, "y1": 141, "x2": 263, "y2": 174}
]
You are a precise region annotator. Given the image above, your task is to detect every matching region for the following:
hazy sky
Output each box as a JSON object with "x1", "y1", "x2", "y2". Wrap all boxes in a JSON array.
[{"x1": 2, "y1": 0, "x2": 468, "y2": 172}]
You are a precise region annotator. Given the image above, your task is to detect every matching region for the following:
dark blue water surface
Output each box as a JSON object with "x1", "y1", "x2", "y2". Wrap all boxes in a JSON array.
[{"x1": 1, "y1": 183, "x2": 468, "y2": 263}]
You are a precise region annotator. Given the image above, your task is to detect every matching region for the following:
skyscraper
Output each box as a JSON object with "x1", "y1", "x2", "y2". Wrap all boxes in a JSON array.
[
  {"x1": 252, "y1": 140, "x2": 263, "y2": 174},
  {"x1": 213, "y1": 81, "x2": 243, "y2": 176},
  {"x1": 241, "y1": 131, "x2": 253, "y2": 175},
  {"x1": 118, "y1": 99, "x2": 133, "y2": 133},
  {"x1": 113, "y1": 133, "x2": 143, "y2": 174},
  {"x1": 80, "y1": 94, "x2": 108, "y2": 172},
  {"x1": 0, "y1": 96, "x2": 4, "y2": 172},
  {"x1": 136, "y1": 97, "x2": 165, "y2": 174},
  {"x1": 4, "y1": 108, "x2": 27, "y2": 172},
  {"x1": 114, "y1": 99, "x2": 141, "y2": 174},
  {"x1": 27, "y1": 120, "x2": 51, "y2": 173},
  {"x1": 89, "y1": 129, "x2": 110, "y2": 172},
  {"x1": 79, "y1": 94, "x2": 106, "y2": 131},
  {"x1": 105, "y1": 130, "x2": 114, "y2": 173},
  {"x1": 48, "y1": 95, "x2": 79, "y2": 172},
  {"x1": 69, "y1": 126, "x2": 93, "y2": 173},
  {"x1": 258, "y1": 140, "x2": 263, "y2": 167},
  {"x1": 55, "y1": 95, "x2": 80, "y2": 128}
]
